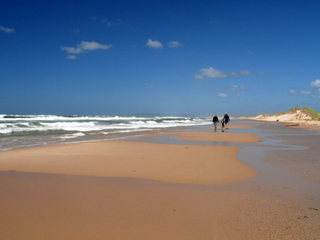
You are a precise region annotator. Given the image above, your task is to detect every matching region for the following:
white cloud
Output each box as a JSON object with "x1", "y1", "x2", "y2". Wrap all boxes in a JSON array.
[
  {"x1": 0, "y1": 25, "x2": 15, "y2": 33},
  {"x1": 289, "y1": 89, "x2": 311, "y2": 95},
  {"x1": 167, "y1": 41, "x2": 182, "y2": 48},
  {"x1": 194, "y1": 67, "x2": 253, "y2": 79},
  {"x1": 61, "y1": 46, "x2": 84, "y2": 54},
  {"x1": 194, "y1": 74, "x2": 203, "y2": 80},
  {"x1": 66, "y1": 55, "x2": 77, "y2": 60},
  {"x1": 218, "y1": 93, "x2": 228, "y2": 98},
  {"x1": 146, "y1": 39, "x2": 163, "y2": 49},
  {"x1": 229, "y1": 72, "x2": 238, "y2": 77},
  {"x1": 78, "y1": 41, "x2": 112, "y2": 50},
  {"x1": 230, "y1": 70, "x2": 252, "y2": 77},
  {"x1": 310, "y1": 79, "x2": 320, "y2": 88},
  {"x1": 61, "y1": 41, "x2": 112, "y2": 59},
  {"x1": 229, "y1": 85, "x2": 246, "y2": 91},
  {"x1": 194, "y1": 67, "x2": 227, "y2": 79},
  {"x1": 240, "y1": 70, "x2": 252, "y2": 76}
]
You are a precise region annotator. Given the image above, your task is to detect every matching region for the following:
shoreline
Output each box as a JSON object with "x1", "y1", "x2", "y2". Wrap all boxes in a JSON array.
[{"x1": 1, "y1": 121, "x2": 319, "y2": 239}]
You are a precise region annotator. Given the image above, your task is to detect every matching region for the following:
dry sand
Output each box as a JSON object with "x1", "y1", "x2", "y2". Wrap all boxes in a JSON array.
[
  {"x1": 1, "y1": 127, "x2": 319, "y2": 239},
  {"x1": 246, "y1": 114, "x2": 320, "y2": 131}
]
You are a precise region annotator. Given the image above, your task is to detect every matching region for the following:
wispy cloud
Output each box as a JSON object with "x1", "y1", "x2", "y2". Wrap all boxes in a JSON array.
[
  {"x1": 93, "y1": 17, "x2": 122, "y2": 27},
  {"x1": 256, "y1": 72, "x2": 266, "y2": 77},
  {"x1": 78, "y1": 41, "x2": 112, "y2": 50},
  {"x1": 218, "y1": 93, "x2": 228, "y2": 98},
  {"x1": 66, "y1": 55, "x2": 77, "y2": 60},
  {"x1": 146, "y1": 39, "x2": 163, "y2": 49},
  {"x1": 194, "y1": 67, "x2": 227, "y2": 79},
  {"x1": 212, "y1": 85, "x2": 247, "y2": 91},
  {"x1": 230, "y1": 70, "x2": 252, "y2": 77},
  {"x1": 289, "y1": 89, "x2": 311, "y2": 95},
  {"x1": 240, "y1": 70, "x2": 252, "y2": 76},
  {"x1": 0, "y1": 25, "x2": 15, "y2": 33},
  {"x1": 196, "y1": 80, "x2": 211, "y2": 86},
  {"x1": 230, "y1": 85, "x2": 247, "y2": 90},
  {"x1": 61, "y1": 46, "x2": 84, "y2": 54},
  {"x1": 194, "y1": 67, "x2": 252, "y2": 79},
  {"x1": 61, "y1": 41, "x2": 112, "y2": 59},
  {"x1": 167, "y1": 41, "x2": 182, "y2": 48},
  {"x1": 101, "y1": 18, "x2": 121, "y2": 27}
]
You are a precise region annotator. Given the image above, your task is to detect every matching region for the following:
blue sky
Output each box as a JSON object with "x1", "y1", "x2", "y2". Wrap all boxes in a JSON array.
[{"x1": 1, "y1": 0, "x2": 320, "y2": 116}]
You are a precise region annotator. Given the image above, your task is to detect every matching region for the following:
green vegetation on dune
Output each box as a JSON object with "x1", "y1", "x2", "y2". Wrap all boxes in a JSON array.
[
  {"x1": 255, "y1": 107, "x2": 320, "y2": 121},
  {"x1": 302, "y1": 107, "x2": 320, "y2": 121},
  {"x1": 290, "y1": 107, "x2": 301, "y2": 111},
  {"x1": 275, "y1": 107, "x2": 300, "y2": 116}
]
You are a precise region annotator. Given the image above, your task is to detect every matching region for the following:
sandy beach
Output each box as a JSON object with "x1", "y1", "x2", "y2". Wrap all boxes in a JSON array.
[
  {"x1": 0, "y1": 140, "x2": 257, "y2": 185},
  {"x1": 1, "y1": 122, "x2": 320, "y2": 239},
  {"x1": 246, "y1": 110, "x2": 320, "y2": 131}
]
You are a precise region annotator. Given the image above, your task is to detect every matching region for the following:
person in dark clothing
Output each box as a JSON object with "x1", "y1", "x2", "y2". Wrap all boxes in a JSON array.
[
  {"x1": 212, "y1": 114, "x2": 219, "y2": 131},
  {"x1": 221, "y1": 117, "x2": 225, "y2": 132},
  {"x1": 224, "y1": 112, "x2": 230, "y2": 129}
]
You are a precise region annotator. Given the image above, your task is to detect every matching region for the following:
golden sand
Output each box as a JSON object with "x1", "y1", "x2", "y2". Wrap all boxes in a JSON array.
[
  {"x1": 0, "y1": 140, "x2": 256, "y2": 185},
  {"x1": 1, "y1": 127, "x2": 319, "y2": 239}
]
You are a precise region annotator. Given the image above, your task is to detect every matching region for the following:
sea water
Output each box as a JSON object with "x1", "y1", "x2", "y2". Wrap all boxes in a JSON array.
[{"x1": 0, "y1": 114, "x2": 209, "y2": 151}]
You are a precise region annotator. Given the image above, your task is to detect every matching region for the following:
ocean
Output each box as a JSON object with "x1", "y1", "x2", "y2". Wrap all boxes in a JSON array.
[{"x1": 0, "y1": 114, "x2": 209, "y2": 151}]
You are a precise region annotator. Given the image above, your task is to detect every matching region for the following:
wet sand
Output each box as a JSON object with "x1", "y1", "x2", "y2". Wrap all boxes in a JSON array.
[
  {"x1": 0, "y1": 140, "x2": 257, "y2": 185},
  {"x1": 1, "y1": 122, "x2": 320, "y2": 239},
  {"x1": 262, "y1": 125, "x2": 320, "y2": 184}
]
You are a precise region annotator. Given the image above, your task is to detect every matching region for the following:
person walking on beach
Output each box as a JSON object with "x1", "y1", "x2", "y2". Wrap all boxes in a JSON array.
[
  {"x1": 212, "y1": 114, "x2": 219, "y2": 131},
  {"x1": 224, "y1": 112, "x2": 230, "y2": 129},
  {"x1": 221, "y1": 117, "x2": 225, "y2": 132}
]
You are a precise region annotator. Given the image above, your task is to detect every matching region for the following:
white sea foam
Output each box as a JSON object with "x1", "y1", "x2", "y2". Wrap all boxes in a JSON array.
[
  {"x1": 60, "y1": 132, "x2": 86, "y2": 139},
  {"x1": 0, "y1": 114, "x2": 209, "y2": 135},
  {"x1": 0, "y1": 114, "x2": 209, "y2": 151}
]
